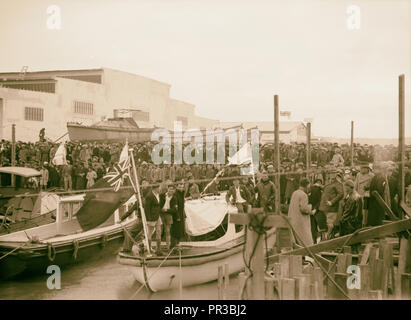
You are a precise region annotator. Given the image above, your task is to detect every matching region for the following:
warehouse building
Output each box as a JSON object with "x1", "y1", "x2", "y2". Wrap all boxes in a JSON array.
[{"x1": 0, "y1": 68, "x2": 219, "y2": 141}]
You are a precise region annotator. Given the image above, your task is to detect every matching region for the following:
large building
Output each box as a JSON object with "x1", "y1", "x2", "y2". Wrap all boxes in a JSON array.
[{"x1": 0, "y1": 68, "x2": 219, "y2": 142}]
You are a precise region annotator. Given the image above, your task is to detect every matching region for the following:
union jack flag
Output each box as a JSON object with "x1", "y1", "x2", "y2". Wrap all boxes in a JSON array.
[{"x1": 103, "y1": 143, "x2": 130, "y2": 192}]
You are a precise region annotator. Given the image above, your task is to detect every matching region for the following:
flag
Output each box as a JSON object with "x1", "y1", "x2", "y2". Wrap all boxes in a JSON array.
[
  {"x1": 52, "y1": 142, "x2": 67, "y2": 165},
  {"x1": 228, "y1": 143, "x2": 252, "y2": 166},
  {"x1": 76, "y1": 141, "x2": 134, "y2": 231},
  {"x1": 228, "y1": 143, "x2": 258, "y2": 176},
  {"x1": 103, "y1": 142, "x2": 131, "y2": 192}
]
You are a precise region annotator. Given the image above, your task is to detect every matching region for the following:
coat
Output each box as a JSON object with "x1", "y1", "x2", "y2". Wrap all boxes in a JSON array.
[
  {"x1": 367, "y1": 173, "x2": 386, "y2": 226},
  {"x1": 340, "y1": 191, "x2": 363, "y2": 235},
  {"x1": 144, "y1": 191, "x2": 162, "y2": 222},
  {"x1": 288, "y1": 189, "x2": 313, "y2": 246},
  {"x1": 171, "y1": 190, "x2": 186, "y2": 239},
  {"x1": 319, "y1": 181, "x2": 343, "y2": 213}
]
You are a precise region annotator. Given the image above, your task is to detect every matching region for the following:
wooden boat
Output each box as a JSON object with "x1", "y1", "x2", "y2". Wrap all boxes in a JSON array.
[
  {"x1": 0, "y1": 193, "x2": 138, "y2": 279},
  {"x1": 117, "y1": 193, "x2": 277, "y2": 292}
]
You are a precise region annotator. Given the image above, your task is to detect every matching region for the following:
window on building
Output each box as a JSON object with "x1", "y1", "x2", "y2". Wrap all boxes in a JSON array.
[
  {"x1": 176, "y1": 116, "x2": 188, "y2": 127},
  {"x1": 74, "y1": 101, "x2": 94, "y2": 115},
  {"x1": 24, "y1": 107, "x2": 44, "y2": 121}
]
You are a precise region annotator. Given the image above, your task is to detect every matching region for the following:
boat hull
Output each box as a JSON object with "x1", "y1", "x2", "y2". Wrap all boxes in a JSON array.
[
  {"x1": 0, "y1": 225, "x2": 129, "y2": 280},
  {"x1": 118, "y1": 244, "x2": 245, "y2": 292}
]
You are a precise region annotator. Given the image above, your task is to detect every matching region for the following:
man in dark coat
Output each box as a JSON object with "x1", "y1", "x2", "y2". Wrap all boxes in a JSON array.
[
  {"x1": 159, "y1": 185, "x2": 177, "y2": 251},
  {"x1": 367, "y1": 164, "x2": 389, "y2": 226},
  {"x1": 171, "y1": 181, "x2": 186, "y2": 247},
  {"x1": 339, "y1": 180, "x2": 363, "y2": 236},
  {"x1": 309, "y1": 178, "x2": 325, "y2": 243},
  {"x1": 226, "y1": 178, "x2": 251, "y2": 213},
  {"x1": 144, "y1": 183, "x2": 163, "y2": 255}
]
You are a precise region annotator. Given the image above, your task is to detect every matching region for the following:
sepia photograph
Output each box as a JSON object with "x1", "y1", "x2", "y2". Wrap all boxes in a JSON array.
[{"x1": 0, "y1": 0, "x2": 410, "y2": 307}]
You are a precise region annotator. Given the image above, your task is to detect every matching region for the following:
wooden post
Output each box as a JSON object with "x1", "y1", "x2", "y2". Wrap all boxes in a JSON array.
[
  {"x1": 238, "y1": 272, "x2": 247, "y2": 300},
  {"x1": 399, "y1": 74, "x2": 405, "y2": 219},
  {"x1": 328, "y1": 273, "x2": 348, "y2": 300},
  {"x1": 11, "y1": 124, "x2": 15, "y2": 187},
  {"x1": 280, "y1": 278, "x2": 295, "y2": 300},
  {"x1": 401, "y1": 273, "x2": 411, "y2": 300},
  {"x1": 294, "y1": 274, "x2": 311, "y2": 300},
  {"x1": 223, "y1": 263, "x2": 229, "y2": 300},
  {"x1": 218, "y1": 265, "x2": 224, "y2": 300},
  {"x1": 306, "y1": 122, "x2": 311, "y2": 181},
  {"x1": 368, "y1": 290, "x2": 383, "y2": 300},
  {"x1": 264, "y1": 277, "x2": 275, "y2": 300},
  {"x1": 359, "y1": 264, "x2": 370, "y2": 299},
  {"x1": 230, "y1": 212, "x2": 289, "y2": 299},
  {"x1": 350, "y1": 121, "x2": 354, "y2": 167},
  {"x1": 274, "y1": 95, "x2": 280, "y2": 214},
  {"x1": 397, "y1": 238, "x2": 411, "y2": 298}
]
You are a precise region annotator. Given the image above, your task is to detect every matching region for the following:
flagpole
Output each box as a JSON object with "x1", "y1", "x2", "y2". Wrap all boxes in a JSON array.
[{"x1": 128, "y1": 149, "x2": 151, "y2": 255}]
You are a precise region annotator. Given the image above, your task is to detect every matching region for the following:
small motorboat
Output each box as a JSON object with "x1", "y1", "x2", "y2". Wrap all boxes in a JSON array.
[
  {"x1": 0, "y1": 193, "x2": 138, "y2": 279},
  {"x1": 117, "y1": 193, "x2": 277, "y2": 292}
]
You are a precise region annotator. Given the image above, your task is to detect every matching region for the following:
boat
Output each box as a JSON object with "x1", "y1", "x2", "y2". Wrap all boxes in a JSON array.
[
  {"x1": 0, "y1": 193, "x2": 138, "y2": 279},
  {"x1": 67, "y1": 118, "x2": 155, "y2": 142},
  {"x1": 117, "y1": 193, "x2": 277, "y2": 292}
]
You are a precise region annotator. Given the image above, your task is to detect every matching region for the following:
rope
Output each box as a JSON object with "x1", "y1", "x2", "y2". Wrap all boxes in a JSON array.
[
  {"x1": 128, "y1": 246, "x2": 177, "y2": 299},
  {"x1": 47, "y1": 242, "x2": 56, "y2": 262},
  {"x1": 101, "y1": 233, "x2": 108, "y2": 247},
  {"x1": 72, "y1": 240, "x2": 79, "y2": 260},
  {"x1": 280, "y1": 215, "x2": 352, "y2": 300},
  {"x1": 0, "y1": 242, "x2": 29, "y2": 261}
]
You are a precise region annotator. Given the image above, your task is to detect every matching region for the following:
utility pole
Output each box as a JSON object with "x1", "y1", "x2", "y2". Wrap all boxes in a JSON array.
[
  {"x1": 274, "y1": 95, "x2": 280, "y2": 214},
  {"x1": 11, "y1": 124, "x2": 16, "y2": 187},
  {"x1": 350, "y1": 121, "x2": 354, "y2": 167},
  {"x1": 306, "y1": 122, "x2": 311, "y2": 181},
  {"x1": 398, "y1": 74, "x2": 405, "y2": 219}
]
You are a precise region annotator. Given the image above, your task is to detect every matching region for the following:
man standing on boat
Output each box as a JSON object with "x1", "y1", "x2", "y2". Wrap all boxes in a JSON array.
[
  {"x1": 160, "y1": 184, "x2": 177, "y2": 251},
  {"x1": 144, "y1": 182, "x2": 164, "y2": 255},
  {"x1": 171, "y1": 182, "x2": 186, "y2": 248},
  {"x1": 226, "y1": 178, "x2": 251, "y2": 213}
]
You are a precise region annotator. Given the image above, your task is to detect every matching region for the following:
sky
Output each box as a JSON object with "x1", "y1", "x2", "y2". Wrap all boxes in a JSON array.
[{"x1": 0, "y1": 0, "x2": 410, "y2": 139}]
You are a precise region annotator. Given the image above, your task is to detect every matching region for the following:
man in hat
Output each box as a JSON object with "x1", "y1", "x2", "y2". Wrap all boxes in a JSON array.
[
  {"x1": 354, "y1": 164, "x2": 374, "y2": 225},
  {"x1": 319, "y1": 170, "x2": 344, "y2": 239},
  {"x1": 288, "y1": 178, "x2": 316, "y2": 246},
  {"x1": 226, "y1": 178, "x2": 251, "y2": 213},
  {"x1": 367, "y1": 163, "x2": 389, "y2": 226},
  {"x1": 339, "y1": 179, "x2": 363, "y2": 236},
  {"x1": 331, "y1": 147, "x2": 345, "y2": 167}
]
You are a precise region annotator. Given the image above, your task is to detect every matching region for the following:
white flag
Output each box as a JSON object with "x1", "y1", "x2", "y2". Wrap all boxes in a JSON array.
[
  {"x1": 228, "y1": 143, "x2": 252, "y2": 166},
  {"x1": 52, "y1": 142, "x2": 67, "y2": 166}
]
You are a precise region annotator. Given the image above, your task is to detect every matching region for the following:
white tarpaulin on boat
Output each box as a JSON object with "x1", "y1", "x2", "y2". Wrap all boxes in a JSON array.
[
  {"x1": 184, "y1": 193, "x2": 238, "y2": 236},
  {"x1": 32, "y1": 192, "x2": 60, "y2": 215}
]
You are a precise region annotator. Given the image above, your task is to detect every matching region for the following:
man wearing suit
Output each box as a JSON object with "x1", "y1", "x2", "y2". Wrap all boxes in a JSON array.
[
  {"x1": 144, "y1": 182, "x2": 163, "y2": 255},
  {"x1": 226, "y1": 178, "x2": 251, "y2": 213},
  {"x1": 159, "y1": 185, "x2": 177, "y2": 251}
]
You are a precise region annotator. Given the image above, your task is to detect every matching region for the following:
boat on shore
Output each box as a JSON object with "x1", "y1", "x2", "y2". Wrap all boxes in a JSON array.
[
  {"x1": 117, "y1": 193, "x2": 277, "y2": 292},
  {"x1": 0, "y1": 193, "x2": 137, "y2": 279}
]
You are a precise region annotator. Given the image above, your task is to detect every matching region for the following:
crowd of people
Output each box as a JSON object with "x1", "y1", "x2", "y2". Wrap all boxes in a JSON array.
[{"x1": 1, "y1": 137, "x2": 411, "y2": 255}]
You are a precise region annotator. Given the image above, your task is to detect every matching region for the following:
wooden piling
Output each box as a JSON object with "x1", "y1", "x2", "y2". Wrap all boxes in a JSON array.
[
  {"x1": 280, "y1": 278, "x2": 295, "y2": 300},
  {"x1": 401, "y1": 273, "x2": 411, "y2": 300},
  {"x1": 368, "y1": 290, "x2": 383, "y2": 300},
  {"x1": 327, "y1": 273, "x2": 348, "y2": 300},
  {"x1": 359, "y1": 264, "x2": 370, "y2": 299},
  {"x1": 312, "y1": 267, "x2": 325, "y2": 299},
  {"x1": 218, "y1": 265, "x2": 224, "y2": 300},
  {"x1": 274, "y1": 94, "x2": 280, "y2": 214},
  {"x1": 294, "y1": 274, "x2": 311, "y2": 300},
  {"x1": 238, "y1": 272, "x2": 247, "y2": 300},
  {"x1": 264, "y1": 277, "x2": 275, "y2": 300},
  {"x1": 223, "y1": 263, "x2": 229, "y2": 300},
  {"x1": 398, "y1": 74, "x2": 405, "y2": 218}
]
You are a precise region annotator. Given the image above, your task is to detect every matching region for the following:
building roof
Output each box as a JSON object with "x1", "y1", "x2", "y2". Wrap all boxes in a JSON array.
[{"x1": 220, "y1": 121, "x2": 306, "y2": 133}]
